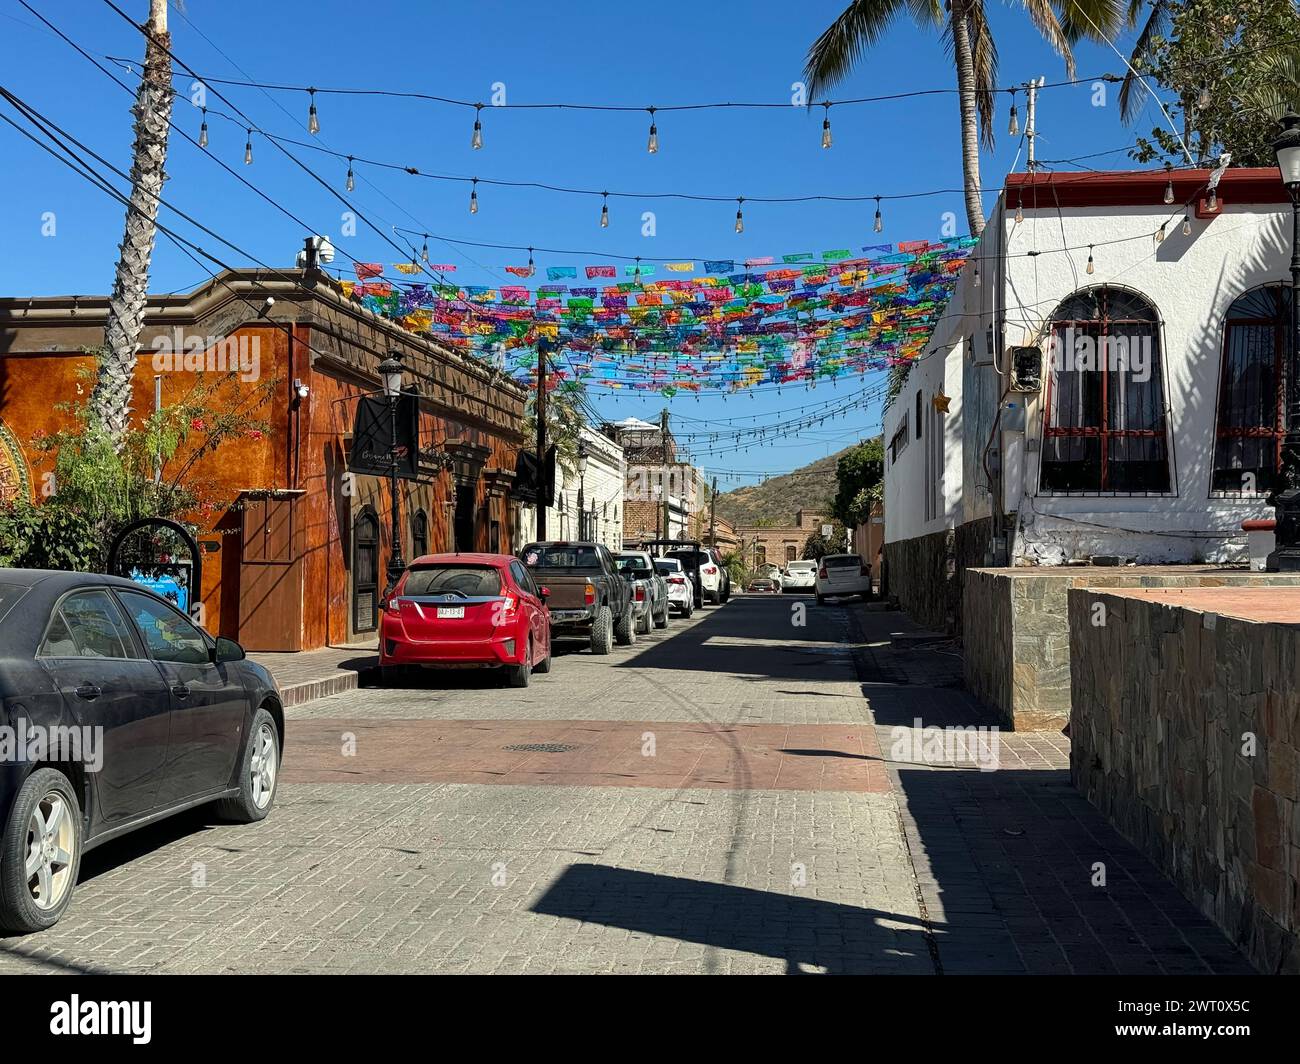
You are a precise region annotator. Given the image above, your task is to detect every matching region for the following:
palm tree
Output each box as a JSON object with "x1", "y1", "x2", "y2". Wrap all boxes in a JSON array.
[
  {"x1": 94, "y1": 0, "x2": 174, "y2": 448},
  {"x1": 804, "y1": 0, "x2": 1125, "y2": 235}
]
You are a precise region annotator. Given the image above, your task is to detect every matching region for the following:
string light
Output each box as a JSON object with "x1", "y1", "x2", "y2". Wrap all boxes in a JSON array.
[
  {"x1": 420, "y1": 236, "x2": 429, "y2": 263},
  {"x1": 873, "y1": 196, "x2": 883, "y2": 233},
  {"x1": 1182, "y1": 214, "x2": 1192, "y2": 236},
  {"x1": 1155, "y1": 221, "x2": 1166, "y2": 244},
  {"x1": 1208, "y1": 187, "x2": 1218, "y2": 211},
  {"x1": 734, "y1": 197, "x2": 744, "y2": 234},
  {"x1": 472, "y1": 103, "x2": 483, "y2": 150},
  {"x1": 1008, "y1": 90, "x2": 1019, "y2": 136},
  {"x1": 1015, "y1": 193, "x2": 1023, "y2": 224},
  {"x1": 307, "y1": 88, "x2": 319, "y2": 135},
  {"x1": 345, "y1": 155, "x2": 355, "y2": 192},
  {"x1": 470, "y1": 177, "x2": 479, "y2": 213},
  {"x1": 243, "y1": 128, "x2": 252, "y2": 165},
  {"x1": 821, "y1": 103, "x2": 832, "y2": 149},
  {"x1": 600, "y1": 192, "x2": 609, "y2": 228},
  {"x1": 973, "y1": 262, "x2": 981, "y2": 288},
  {"x1": 198, "y1": 106, "x2": 208, "y2": 148},
  {"x1": 1086, "y1": 244, "x2": 1095, "y2": 275},
  {"x1": 647, "y1": 107, "x2": 658, "y2": 153},
  {"x1": 1163, "y1": 161, "x2": 1174, "y2": 204},
  {"x1": 1197, "y1": 83, "x2": 1211, "y2": 108}
]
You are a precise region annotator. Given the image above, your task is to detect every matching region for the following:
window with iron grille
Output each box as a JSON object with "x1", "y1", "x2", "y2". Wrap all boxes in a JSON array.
[
  {"x1": 889, "y1": 413, "x2": 909, "y2": 464},
  {"x1": 1040, "y1": 286, "x2": 1171, "y2": 494},
  {"x1": 1211, "y1": 285, "x2": 1291, "y2": 496}
]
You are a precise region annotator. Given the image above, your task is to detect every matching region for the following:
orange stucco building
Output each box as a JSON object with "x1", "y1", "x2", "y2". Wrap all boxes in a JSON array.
[{"x1": 0, "y1": 268, "x2": 528, "y2": 651}]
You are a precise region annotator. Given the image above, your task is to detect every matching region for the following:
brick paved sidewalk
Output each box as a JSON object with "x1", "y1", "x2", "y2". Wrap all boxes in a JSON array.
[
  {"x1": 847, "y1": 605, "x2": 1256, "y2": 975},
  {"x1": 249, "y1": 643, "x2": 378, "y2": 707}
]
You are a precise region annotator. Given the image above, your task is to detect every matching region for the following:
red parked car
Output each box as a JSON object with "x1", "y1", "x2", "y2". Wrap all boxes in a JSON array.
[{"x1": 378, "y1": 553, "x2": 552, "y2": 687}]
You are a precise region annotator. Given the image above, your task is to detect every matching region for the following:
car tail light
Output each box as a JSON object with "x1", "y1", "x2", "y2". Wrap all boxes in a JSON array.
[
  {"x1": 669, "y1": 576, "x2": 685, "y2": 585},
  {"x1": 818, "y1": 566, "x2": 828, "y2": 579},
  {"x1": 635, "y1": 585, "x2": 646, "y2": 602},
  {"x1": 497, "y1": 594, "x2": 519, "y2": 625},
  {"x1": 584, "y1": 582, "x2": 596, "y2": 605},
  {"x1": 703, "y1": 564, "x2": 717, "y2": 575}
]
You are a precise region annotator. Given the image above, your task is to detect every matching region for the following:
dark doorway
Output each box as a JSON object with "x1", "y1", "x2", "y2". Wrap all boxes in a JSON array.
[
  {"x1": 353, "y1": 508, "x2": 379, "y2": 632},
  {"x1": 454, "y1": 485, "x2": 475, "y2": 552},
  {"x1": 412, "y1": 508, "x2": 429, "y2": 559}
]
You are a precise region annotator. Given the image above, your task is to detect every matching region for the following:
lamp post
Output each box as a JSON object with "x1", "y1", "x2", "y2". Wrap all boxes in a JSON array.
[
  {"x1": 576, "y1": 439, "x2": 590, "y2": 540},
  {"x1": 1267, "y1": 112, "x2": 1300, "y2": 571},
  {"x1": 378, "y1": 350, "x2": 406, "y2": 594}
]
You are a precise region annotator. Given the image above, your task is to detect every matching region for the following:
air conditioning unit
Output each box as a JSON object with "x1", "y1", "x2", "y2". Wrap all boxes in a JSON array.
[{"x1": 1009, "y1": 345, "x2": 1043, "y2": 392}]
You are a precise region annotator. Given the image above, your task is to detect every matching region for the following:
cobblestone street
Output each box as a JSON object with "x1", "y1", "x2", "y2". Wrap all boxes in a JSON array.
[{"x1": 0, "y1": 597, "x2": 1252, "y2": 974}]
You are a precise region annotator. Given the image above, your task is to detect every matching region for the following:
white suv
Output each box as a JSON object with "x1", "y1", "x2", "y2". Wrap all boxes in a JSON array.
[
  {"x1": 782, "y1": 559, "x2": 817, "y2": 592},
  {"x1": 814, "y1": 554, "x2": 873, "y2": 605}
]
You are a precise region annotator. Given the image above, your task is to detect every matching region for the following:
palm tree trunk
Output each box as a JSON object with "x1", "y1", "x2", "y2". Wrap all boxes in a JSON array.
[
  {"x1": 950, "y1": 1, "x2": 986, "y2": 236},
  {"x1": 95, "y1": 0, "x2": 173, "y2": 448}
]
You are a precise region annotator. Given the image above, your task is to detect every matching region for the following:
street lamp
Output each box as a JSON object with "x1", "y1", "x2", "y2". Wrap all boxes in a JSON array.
[
  {"x1": 1267, "y1": 112, "x2": 1300, "y2": 570},
  {"x1": 576, "y1": 439, "x2": 590, "y2": 540},
  {"x1": 377, "y1": 349, "x2": 407, "y2": 593}
]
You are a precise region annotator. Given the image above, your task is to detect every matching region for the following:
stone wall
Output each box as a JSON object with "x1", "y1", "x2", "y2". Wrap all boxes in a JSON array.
[
  {"x1": 963, "y1": 567, "x2": 1300, "y2": 731},
  {"x1": 1068, "y1": 589, "x2": 1300, "y2": 974},
  {"x1": 883, "y1": 528, "x2": 952, "y2": 633}
]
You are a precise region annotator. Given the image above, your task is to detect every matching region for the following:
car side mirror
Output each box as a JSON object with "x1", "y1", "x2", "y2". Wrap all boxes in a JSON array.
[
  {"x1": 539, "y1": 586, "x2": 550, "y2": 601},
  {"x1": 214, "y1": 636, "x2": 245, "y2": 663}
]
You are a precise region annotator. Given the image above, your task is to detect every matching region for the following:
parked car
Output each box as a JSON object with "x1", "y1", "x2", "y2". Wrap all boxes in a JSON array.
[
  {"x1": 379, "y1": 553, "x2": 551, "y2": 687},
  {"x1": 520, "y1": 542, "x2": 635, "y2": 653},
  {"x1": 652, "y1": 557, "x2": 694, "y2": 617},
  {"x1": 814, "y1": 554, "x2": 874, "y2": 606},
  {"x1": 761, "y1": 563, "x2": 784, "y2": 590},
  {"x1": 746, "y1": 575, "x2": 780, "y2": 594},
  {"x1": 783, "y1": 559, "x2": 818, "y2": 593},
  {"x1": 615, "y1": 552, "x2": 670, "y2": 634},
  {"x1": 0, "y1": 569, "x2": 282, "y2": 934},
  {"x1": 707, "y1": 547, "x2": 733, "y2": 602},
  {"x1": 661, "y1": 544, "x2": 725, "y2": 606}
]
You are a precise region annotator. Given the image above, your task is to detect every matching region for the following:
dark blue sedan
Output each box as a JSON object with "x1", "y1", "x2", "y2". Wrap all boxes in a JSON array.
[{"x1": 0, "y1": 569, "x2": 283, "y2": 934}]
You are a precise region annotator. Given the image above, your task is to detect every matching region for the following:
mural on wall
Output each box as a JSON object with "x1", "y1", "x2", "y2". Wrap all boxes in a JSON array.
[{"x1": 0, "y1": 419, "x2": 32, "y2": 506}]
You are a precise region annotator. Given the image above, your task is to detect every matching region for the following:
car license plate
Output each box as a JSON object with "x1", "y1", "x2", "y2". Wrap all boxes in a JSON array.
[{"x1": 437, "y1": 606, "x2": 465, "y2": 619}]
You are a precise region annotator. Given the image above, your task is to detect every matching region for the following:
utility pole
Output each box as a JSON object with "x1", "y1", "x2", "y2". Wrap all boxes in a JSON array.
[
  {"x1": 660, "y1": 408, "x2": 671, "y2": 540},
  {"x1": 536, "y1": 337, "x2": 548, "y2": 541},
  {"x1": 710, "y1": 476, "x2": 718, "y2": 549},
  {"x1": 1025, "y1": 76, "x2": 1043, "y2": 170}
]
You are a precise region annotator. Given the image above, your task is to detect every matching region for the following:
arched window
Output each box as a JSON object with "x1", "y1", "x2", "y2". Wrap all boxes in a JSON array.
[
  {"x1": 1040, "y1": 286, "x2": 1170, "y2": 493},
  {"x1": 352, "y1": 508, "x2": 380, "y2": 633},
  {"x1": 1211, "y1": 285, "x2": 1292, "y2": 495},
  {"x1": 411, "y1": 508, "x2": 429, "y2": 558}
]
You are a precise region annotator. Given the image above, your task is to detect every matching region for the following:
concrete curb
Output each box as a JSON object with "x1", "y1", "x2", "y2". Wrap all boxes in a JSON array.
[{"x1": 277, "y1": 665, "x2": 379, "y2": 708}]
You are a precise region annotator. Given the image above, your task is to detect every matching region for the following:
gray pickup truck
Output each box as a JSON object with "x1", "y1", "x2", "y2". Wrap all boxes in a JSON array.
[{"x1": 519, "y1": 541, "x2": 636, "y2": 654}]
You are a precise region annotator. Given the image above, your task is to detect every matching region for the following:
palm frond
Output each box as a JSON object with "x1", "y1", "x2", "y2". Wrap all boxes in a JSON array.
[
  {"x1": 966, "y1": 0, "x2": 1000, "y2": 151},
  {"x1": 803, "y1": 0, "x2": 912, "y2": 100},
  {"x1": 1118, "y1": 0, "x2": 1171, "y2": 123}
]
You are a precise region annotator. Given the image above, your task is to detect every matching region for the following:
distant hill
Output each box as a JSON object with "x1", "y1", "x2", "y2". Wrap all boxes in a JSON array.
[{"x1": 711, "y1": 446, "x2": 854, "y2": 527}]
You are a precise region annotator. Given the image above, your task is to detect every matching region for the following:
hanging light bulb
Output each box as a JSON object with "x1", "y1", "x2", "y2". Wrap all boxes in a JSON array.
[
  {"x1": 420, "y1": 237, "x2": 430, "y2": 263},
  {"x1": 1015, "y1": 194, "x2": 1024, "y2": 225},
  {"x1": 345, "y1": 156, "x2": 355, "y2": 192},
  {"x1": 1008, "y1": 90, "x2": 1019, "y2": 136},
  {"x1": 1155, "y1": 222, "x2": 1166, "y2": 245},
  {"x1": 472, "y1": 104, "x2": 483, "y2": 150},
  {"x1": 873, "y1": 196, "x2": 883, "y2": 233},
  {"x1": 1182, "y1": 214, "x2": 1192, "y2": 236},
  {"x1": 307, "y1": 89, "x2": 320, "y2": 135},
  {"x1": 1197, "y1": 83, "x2": 1211, "y2": 108},
  {"x1": 470, "y1": 177, "x2": 479, "y2": 214},
  {"x1": 1163, "y1": 162, "x2": 1174, "y2": 204},
  {"x1": 244, "y1": 129, "x2": 253, "y2": 165},
  {"x1": 600, "y1": 192, "x2": 609, "y2": 228},
  {"x1": 735, "y1": 197, "x2": 744, "y2": 234},
  {"x1": 647, "y1": 107, "x2": 658, "y2": 153},
  {"x1": 198, "y1": 107, "x2": 208, "y2": 149},
  {"x1": 821, "y1": 103, "x2": 832, "y2": 149},
  {"x1": 1086, "y1": 245, "x2": 1095, "y2": 275},
  {"x1": 1208, "y1": 187, "x2": 1218, "y2": 212},
  {"x1": 973, "y1": 262, "x2": 981, "y2": 288}
]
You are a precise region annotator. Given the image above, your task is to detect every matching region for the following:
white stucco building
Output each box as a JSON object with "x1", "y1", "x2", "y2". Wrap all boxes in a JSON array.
[
  {"x1": 519, "y1": 423, "x2": 625, "y2": 550},
  {"x1": 883, "y1": 166, "x2": 1292, "y2": 625}
]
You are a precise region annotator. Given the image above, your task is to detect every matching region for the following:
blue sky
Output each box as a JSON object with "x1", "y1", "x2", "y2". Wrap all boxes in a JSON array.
[{"x1": 0, "y1": 0, "x2": 1165, "y2": 488}]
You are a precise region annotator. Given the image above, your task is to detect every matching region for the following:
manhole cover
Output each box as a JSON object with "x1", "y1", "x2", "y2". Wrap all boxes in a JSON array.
[{"x1": 503, "y1": 742, "x2": 578, "y2": 753}]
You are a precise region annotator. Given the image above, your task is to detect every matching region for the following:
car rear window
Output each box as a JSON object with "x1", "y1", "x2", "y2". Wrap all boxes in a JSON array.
[
  {"x1": 653, "y1": 559, "x2": 681, "y2": 574},
  {"x1": 615, "y1": 556, "x2": 653, "y2": 577},
  {"x1": 824, "y1": 555, "x2": 860, "y2": 568},
  {"x1": 787, "y1": 561, "x2": 815, "y2": 571},
  {"x1": 0, "y1": 582, "x2": 29, "y2": 625},
  {"x1": 403, "y1": 565, "x2": 501, "y2": 597},
  {"x1": 522, "y1": 545, "x2": 601, "y2": 569},
  {"x1": 667, "y1": 550, "x2": 705, "y2": 565}
]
